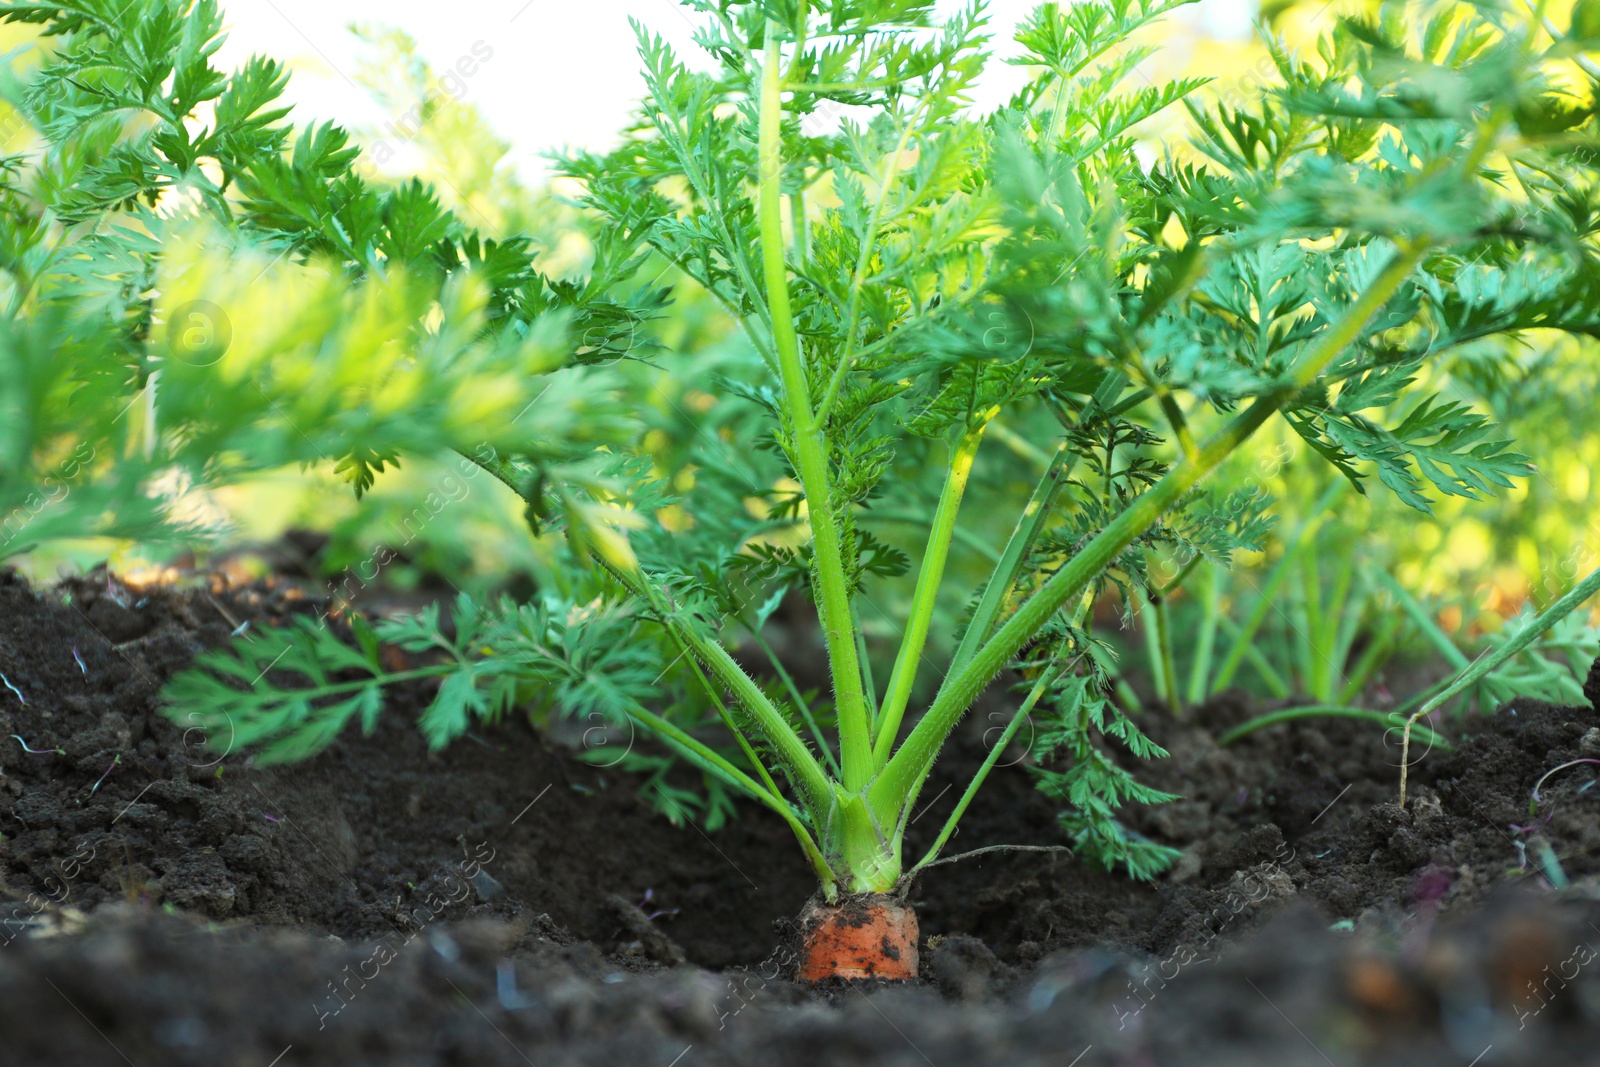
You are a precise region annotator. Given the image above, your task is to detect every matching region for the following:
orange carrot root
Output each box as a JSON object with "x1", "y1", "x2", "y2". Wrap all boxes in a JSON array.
[{"x1": 798, "y1": 893, "x2": 919, "y2": 981}]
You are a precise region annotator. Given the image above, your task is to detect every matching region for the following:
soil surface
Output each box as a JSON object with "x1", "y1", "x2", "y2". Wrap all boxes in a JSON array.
[{"x1": 2, "y1": 565, "x2": 1599, "y2": 1065}]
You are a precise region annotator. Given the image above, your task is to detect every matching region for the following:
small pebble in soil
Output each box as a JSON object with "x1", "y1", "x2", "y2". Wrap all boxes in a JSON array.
[
  {"x1": 428, "y1": 930, "x2": 460, "y2": 962},
  {"x1": 473, "y1": 869, "x2": 505, "y2": 902},
  {"x1": 497, "y1": 959, "x2": 535, "y2": 1010},
  {"x1": 151, "y1": 1016, "x2": 208, "y2": 1048}
]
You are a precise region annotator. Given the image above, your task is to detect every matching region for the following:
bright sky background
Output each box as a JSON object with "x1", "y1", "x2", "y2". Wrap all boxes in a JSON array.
[{"x1": 215, "y1": 0, "x2": 1255, "y2": 180}]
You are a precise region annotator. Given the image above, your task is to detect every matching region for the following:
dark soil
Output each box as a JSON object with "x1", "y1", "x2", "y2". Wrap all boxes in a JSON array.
[{"x1": 2, "y1": 565, "x2": 1599, "y2": 1065}]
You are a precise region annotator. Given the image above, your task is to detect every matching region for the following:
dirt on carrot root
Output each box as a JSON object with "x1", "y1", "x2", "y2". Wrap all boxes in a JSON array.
[
  {"x1": 797, "y1": 893, "x2": 920, "y2": 981},
  {"x1": 2, "y1": 566, "x2": 1598, "y2": 1065}
]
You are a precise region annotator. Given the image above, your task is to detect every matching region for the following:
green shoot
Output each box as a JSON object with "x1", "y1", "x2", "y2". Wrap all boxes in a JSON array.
[{"x1": 1400, "y1": 564, "x2": 1600, "y2": 806}]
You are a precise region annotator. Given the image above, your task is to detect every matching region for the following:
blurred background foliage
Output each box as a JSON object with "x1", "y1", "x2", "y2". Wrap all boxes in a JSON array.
[{"x1": 1, "y1": 0, "x2": 1595, "y2": 718}]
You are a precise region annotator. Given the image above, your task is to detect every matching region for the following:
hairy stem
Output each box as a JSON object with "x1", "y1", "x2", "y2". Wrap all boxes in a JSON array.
[
  {"x1": 664, "y1": 627, "x2": 798, "y2": 801},
  {"x1": 759, "y1": 23, "x2": 873, "y2": 790}
]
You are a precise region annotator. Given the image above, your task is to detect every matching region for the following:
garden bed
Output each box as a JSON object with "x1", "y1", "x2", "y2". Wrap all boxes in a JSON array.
[{"x1": 2, "y1": 566, "x2": 1598, "y2": 1065}]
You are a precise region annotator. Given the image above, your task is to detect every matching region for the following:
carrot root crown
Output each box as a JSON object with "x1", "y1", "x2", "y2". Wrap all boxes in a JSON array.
[{"x1": 797, "y1": 893, "x2": 920, "y2": 982}]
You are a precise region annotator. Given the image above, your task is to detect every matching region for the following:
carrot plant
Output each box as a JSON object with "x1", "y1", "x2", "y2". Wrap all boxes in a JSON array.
[
  {"x1": 8, "y1": 0, "x2": 1599, "y2": 966},
  {"x1": 520, "y1": 0, "x2": 1599, "y2": 899}
]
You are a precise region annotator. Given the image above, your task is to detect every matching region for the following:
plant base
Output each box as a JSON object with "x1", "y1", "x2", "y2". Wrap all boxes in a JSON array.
[{"x1": 797, "y1": 893, "x2": 919, "y2": 981}]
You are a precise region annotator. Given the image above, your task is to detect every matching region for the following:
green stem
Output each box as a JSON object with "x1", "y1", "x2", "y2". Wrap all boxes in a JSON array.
[
  {"x1": 278, "y1": 666, "x2": 455, "y2": 698},
  {"x1": 1217, "y1": 614, "x2": 1291, "y2": 698},
  {"x1": 909, "y1": 661, "x2": 1061, "y2": 873},
  {"x1": 1327, "y1": 552, "x2": 1362, "y2": 694},
  {"x1": 1419, "y1": 564, "x2": 1600, "y2": 717},
  {"x1": 662, "y1": 625, "x2": 793, "y2": 800},
  {"x1": 1142, "y1": 587, "x2": 1167, "y2": 703},
  {"x1": 1368, "y1": 565, "x2": 1469, "y2": 671},
  {"x1": 1152, "y1": 592, "x2": 1181, "y2": 715},
  {"x1": 830, "y1": 790, "x2": 899, "y2": 891},
  {"x1": 869, "y1": 240, "x2": 1430, "y2": 822},
  {"x1": 1339, "y1": 612, "x2": 1400, "y2": 704},
  {"x1": 790, "y1": 183, "x2": 809, "y2": 264},
  {"x1": 1186, "y1": 563, "x2": 1221, "y2": 707},
  {"x1": 457, "y1": 447, "x2": 836, "y2": 810},
  {"x1": 1129, "y1": 345, "x2": 1198, "y2": 461},
  {"x1": 1210, "y1": 478, "x2": 1345, "y2": 694},
  {"x1": 1390, "y1": 674, "x2": 1453, "y2": 718},
  {"x1": 1152, "y1": 552, "x2": 1202, "y2": 598},
  {"x1": 872, "y1": 425, "x2": 986, "y2": 764},
  {"x1": 607, "y1": 553, "x2": 835, "y2": 808},
  {"x1": 639, "y1": 81, "x2": 773, "y2": 338},
  {"x1": 1404, "y1": 564, "x2": 1597, "y2": 808},
  {"x1": 948, "y1": 440, "x2": 1074, "y2": 678},
  {"x1": 853, "y1": 597, "x2": 879, "y2": 723},
  {"x1": 620, "y1": 700, "x2": 782, "y2": 810},
  {"x1": 1298, "y1": 545, "x2": 1324, "y2": 699},
  {"x1": 759, "y1": 24, "x2": 873, "y2": 790},
  {"x1": 749, "y1": 625, "x2": 843, "y2": 777}
]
